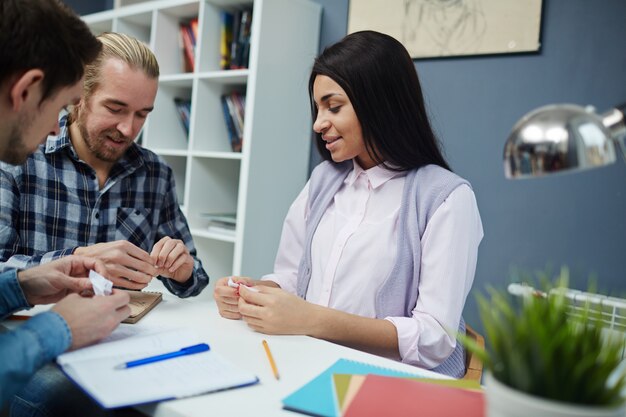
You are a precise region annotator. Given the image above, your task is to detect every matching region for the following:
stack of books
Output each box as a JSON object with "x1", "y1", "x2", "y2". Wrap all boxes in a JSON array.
[
  {"x1": 282, "y1": 358, "x2": 484, "y2": 417},
  {"x1": 200, "y1": 213, "x2": 237, "y2": 235},
  {"x1": 220, "y1": 91, "x2": 245, "y2": 152}
]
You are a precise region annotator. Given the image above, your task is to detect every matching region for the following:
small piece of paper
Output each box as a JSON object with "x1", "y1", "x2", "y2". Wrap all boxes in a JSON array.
[
  {"x1": 227, "y1": 277, "x2": 259, "y2": 293},
  {"x1": 89, "y1": 270, "x2": 113, "y2": 296}
]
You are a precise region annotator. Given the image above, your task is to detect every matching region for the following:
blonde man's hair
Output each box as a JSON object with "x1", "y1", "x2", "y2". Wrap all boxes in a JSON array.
[{"x1": 70, "y1": 32, "x2": 159, "y2": 122}]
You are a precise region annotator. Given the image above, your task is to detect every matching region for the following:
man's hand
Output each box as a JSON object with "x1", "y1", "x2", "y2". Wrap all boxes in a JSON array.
[
  {"x1": 150, "y1": 237, "x2": 193, "y2": 283},
  {"x1": 74, "y1": 240, "x2": 158, "y2": 289},
  {"x1": 52, "y1": 290, "x2": 131, "y2": 350},
  {"x1": 17, "y1": 255, "x2": 104, "y2": 305}
]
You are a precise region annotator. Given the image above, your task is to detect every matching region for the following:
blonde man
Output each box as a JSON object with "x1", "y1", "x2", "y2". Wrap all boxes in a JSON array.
[{"x1": 2, "y1": 33, "x2": 208, "y2": 416}]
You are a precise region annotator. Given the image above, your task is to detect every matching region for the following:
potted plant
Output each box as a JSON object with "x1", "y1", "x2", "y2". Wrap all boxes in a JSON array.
[{"x1": 461, "y1": 267, "x2": 626, "y2": 417}]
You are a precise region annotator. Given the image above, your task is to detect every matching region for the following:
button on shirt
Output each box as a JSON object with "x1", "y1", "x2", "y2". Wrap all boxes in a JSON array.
[
  {"x1": 0, "y1": 115, "x2": 209, "y2": 298},
  {"x1": 263, "y1": 161, "x2": 483, "y2": 368}
]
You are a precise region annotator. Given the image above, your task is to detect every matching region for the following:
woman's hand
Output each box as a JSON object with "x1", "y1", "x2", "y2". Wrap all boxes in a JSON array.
[
  {"x1": 213, "y1": 276, "x2": 256, "y2": 319},
  {"x1": 238, "y1": 285, "x2": 319, "y2": 335}
]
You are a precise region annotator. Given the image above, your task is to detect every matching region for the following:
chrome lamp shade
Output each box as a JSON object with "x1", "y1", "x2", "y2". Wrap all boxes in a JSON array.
[{"x1": 504, "y1": 104, "x2": 626, "y2": 179}]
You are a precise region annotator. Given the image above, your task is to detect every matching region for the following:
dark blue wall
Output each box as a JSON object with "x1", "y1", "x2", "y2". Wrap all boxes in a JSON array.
[
  {"x1": 416, "y1": 0, "x2": 626, "y2": 328},
  {"x1": 63, "y1": 0, "x2": 112, "y2": 15}
]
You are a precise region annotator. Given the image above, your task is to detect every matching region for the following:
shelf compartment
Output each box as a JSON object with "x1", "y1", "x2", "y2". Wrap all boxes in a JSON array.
[
  {"x1": 152, "y1": 2, "x2": 200, "y2": 75},
  {"x1": 115, "y1": 11, "x2": 152, "y2": 44},
  {"x1": 86, "y1": 18, "x2": 113, "y2": 35},
  {"x1": 191, "y1": 79, "x2": 246, "y2": 153},
  {"x1": 186, "y1": 157, "x2": 240, "y2": 230},
  {"x1": 145, "y1": 82, "x2": 193, "y2": 150},
  {"x1": 158, "y1": 155, "x2": 187, "y2": 205}
]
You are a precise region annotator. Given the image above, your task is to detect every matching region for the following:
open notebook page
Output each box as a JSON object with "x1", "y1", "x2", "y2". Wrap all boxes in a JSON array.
[{"x1": 57, "y1": 328, "x2": 258, "y2": 408}]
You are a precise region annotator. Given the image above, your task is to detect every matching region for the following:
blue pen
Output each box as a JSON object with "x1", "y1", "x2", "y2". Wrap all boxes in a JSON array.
[{"x1": 115, "y1": 343, "x2": 210, "y2": 370}]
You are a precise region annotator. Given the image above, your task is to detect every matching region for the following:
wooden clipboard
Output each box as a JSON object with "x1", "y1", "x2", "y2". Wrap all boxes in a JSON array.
[{"x1": 121, "y1": 290, "x2": 162, "y2": 324}]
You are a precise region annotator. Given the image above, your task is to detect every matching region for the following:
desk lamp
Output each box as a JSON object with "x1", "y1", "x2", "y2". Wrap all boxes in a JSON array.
[{"x1": 504, "y1": 103, "x2": 626, "y2": 179}]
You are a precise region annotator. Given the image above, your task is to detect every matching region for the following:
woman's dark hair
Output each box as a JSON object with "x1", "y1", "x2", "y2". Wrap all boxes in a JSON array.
[
  {"x1": 0, "y1": 0, "x2": 102, "y2": 103},
  {"x1": 308, "y1": 30, "x2": 450, "y2": 171}
]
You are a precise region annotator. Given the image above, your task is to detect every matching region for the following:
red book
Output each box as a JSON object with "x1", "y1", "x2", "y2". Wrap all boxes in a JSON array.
[
  {"x1": 190, "y1": 17, "x2": 199, "y2": 42},
  {"x1": 344, "y1": 374, "x2": 484, "y2": 417},
  {"x1": 180, "y1": 24, "x2": 195, "y2": 72}
]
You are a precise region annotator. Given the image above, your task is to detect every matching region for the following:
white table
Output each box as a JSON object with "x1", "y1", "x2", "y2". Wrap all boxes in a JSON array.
[{"x1": 127, "y1": 282, "x2": 444, "y2": 417}]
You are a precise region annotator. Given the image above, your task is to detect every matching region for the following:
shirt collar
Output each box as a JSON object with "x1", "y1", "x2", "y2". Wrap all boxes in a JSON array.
[
  {"x1": 45, "y1": 113, "x2": 73, "y2": 154},
  {"x1": 345, "y1": 159, "x2": 405, "y2": 189}
]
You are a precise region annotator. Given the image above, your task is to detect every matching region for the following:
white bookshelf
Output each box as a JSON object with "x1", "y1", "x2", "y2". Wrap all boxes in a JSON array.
[{"x1": 83, "y1": 0, "x2": 321, "y2": 290}]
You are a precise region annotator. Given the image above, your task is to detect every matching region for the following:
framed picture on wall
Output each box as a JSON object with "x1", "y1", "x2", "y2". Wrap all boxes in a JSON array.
[{"x1": 348, "y1": 0, "x2": 543, "y2": 59}]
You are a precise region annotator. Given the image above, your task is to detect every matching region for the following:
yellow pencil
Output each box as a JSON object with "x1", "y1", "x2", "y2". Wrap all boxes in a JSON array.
[{"x1": 262, "y1": 339, "x2": 280, "y2": 380}]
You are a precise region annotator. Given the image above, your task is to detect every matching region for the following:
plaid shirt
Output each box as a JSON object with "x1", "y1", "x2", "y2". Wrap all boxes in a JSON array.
[{"x1": 0, "y1": 115, "x2": 208, "y2": 298}]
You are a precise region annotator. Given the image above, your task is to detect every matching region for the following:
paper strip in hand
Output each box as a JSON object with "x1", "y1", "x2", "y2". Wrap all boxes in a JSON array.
[{"x1": 89, "y1": 270, "x2": 113, "y2": 296}]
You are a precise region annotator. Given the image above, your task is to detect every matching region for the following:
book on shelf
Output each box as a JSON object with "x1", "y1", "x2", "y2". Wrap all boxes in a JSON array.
[
  {"x1": 200, "y1": 212, "x2": 236, "y2": 235},
  {"x1": 174, "y1": 98, "x2": 191, "y2": 137},
  {"x1": 207, "y1": 223, "x2": 236, "y2": 236},
  {"x1": 235, "y1": 9, "x2": 252, "y2": 70},
  {"x1": 190, "y1": 17, "x2": 198, "y2": 42},
  {"x1": 199, "y1": 212, "x2": 237, "y2": 225},
  {"x1": 219, "y1": 8, "x2": 253, "y2": 70},
  {"x1": 219, "y1": 11, "x2": 234, "y2": 69},
  {"x1": 220, "y1": 92, "x2": 245, "y2": 152},
  {"x1": 179, "y1": 18, "x2": 198, "y2": 72}
]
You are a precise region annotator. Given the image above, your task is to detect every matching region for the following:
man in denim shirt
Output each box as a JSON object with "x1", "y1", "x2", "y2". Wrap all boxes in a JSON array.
[
  {"x1": 3, "y1": 31, "x2": 210, "y2": 417},
  {"x1": 0, "y1": 0, "x2": 132, "y2": 408}
]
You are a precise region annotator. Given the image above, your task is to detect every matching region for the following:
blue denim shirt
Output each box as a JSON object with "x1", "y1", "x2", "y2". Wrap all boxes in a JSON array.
[{"x1": 0, "y1": 269, "x2": 71, "y2": 406}]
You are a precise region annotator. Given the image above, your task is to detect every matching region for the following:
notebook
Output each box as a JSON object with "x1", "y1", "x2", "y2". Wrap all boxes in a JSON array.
[
  {"x1": 122, "y1": 290, "x2": 162, "y2": 324},
  {"x1": 57, "y1": 328, "x2": 259, "y2": 408},
  {"x1": 335, "y1": 374, "x2": 482, "y2": 414},
  {"x1": 343, "y1": 374, "x2": 484, "y2": 417},
  {"x1": 282, "y1": 358, "x2": 425, "y2": 417}
]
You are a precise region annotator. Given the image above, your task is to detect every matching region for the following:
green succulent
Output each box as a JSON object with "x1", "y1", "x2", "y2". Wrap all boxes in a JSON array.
[{"x1": 461, "y1": 267, "x2": 626, "y2": 406}]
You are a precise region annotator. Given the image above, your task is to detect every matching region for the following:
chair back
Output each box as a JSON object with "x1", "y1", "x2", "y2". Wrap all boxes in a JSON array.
[{"x1": 462, "y1": 324, "x2": 485, "y2": 382}]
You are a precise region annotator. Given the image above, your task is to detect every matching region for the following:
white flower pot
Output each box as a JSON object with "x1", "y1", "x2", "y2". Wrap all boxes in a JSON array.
[{"x1": 485, "y1": 372, "x2": 626, "y2": 417}]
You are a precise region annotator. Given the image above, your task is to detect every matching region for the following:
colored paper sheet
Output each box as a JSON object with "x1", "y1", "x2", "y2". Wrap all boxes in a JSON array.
[{"x1": 343, "y1": 374, "x2": 484, "y2": 417}]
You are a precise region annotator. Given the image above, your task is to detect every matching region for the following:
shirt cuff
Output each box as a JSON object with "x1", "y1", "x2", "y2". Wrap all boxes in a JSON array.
[
  {"x1": 386, "y1": 316, "x2": 457, "y2": 369},
  {"x1": 161, "y1": 274, "x2": 194, "y2": 296},
  {"x1": 159, "y1": 260, "x2": 209, "y2": 298},
  {"x1": 385, "y1": 316, "x2": 422, "y2": 365},
  {"x1": 260, "y1": 273, "x2": 295, "y2": 293},
  {"x1": 0, "y1": 269, "x2": 31, "y2": 316},
  {"x1": 21, "y1": 311, "x2": 72, "y2": 364}
]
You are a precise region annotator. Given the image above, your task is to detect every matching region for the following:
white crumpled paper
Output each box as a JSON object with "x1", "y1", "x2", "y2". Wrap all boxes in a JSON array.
[{"x1": 89, "y1": 270, "x2": 113, "y2": 296}]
